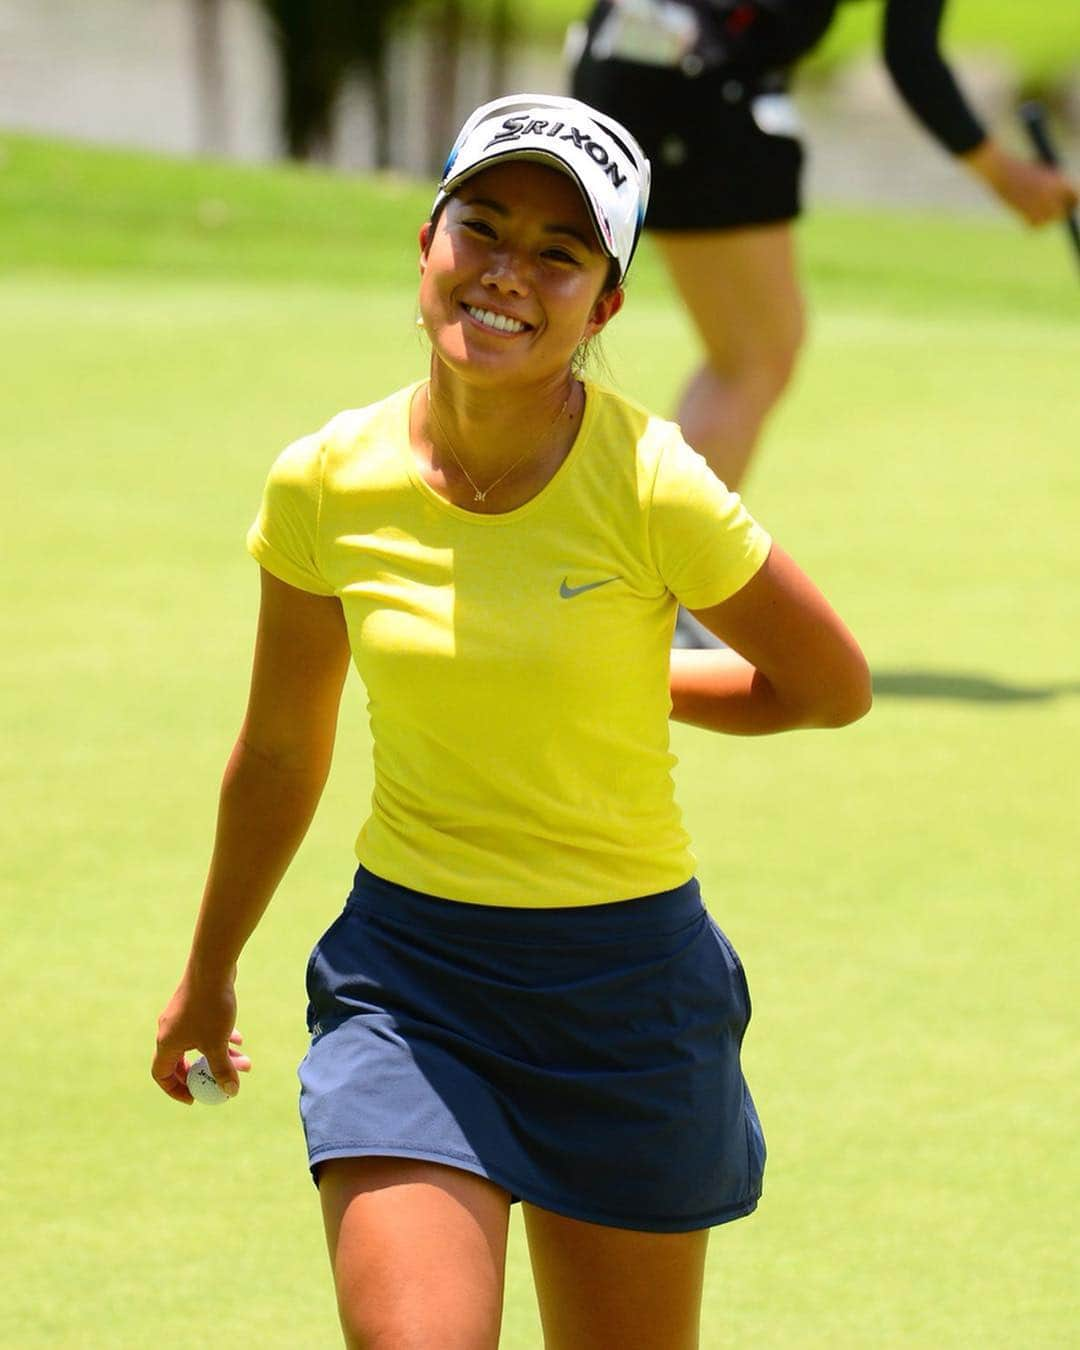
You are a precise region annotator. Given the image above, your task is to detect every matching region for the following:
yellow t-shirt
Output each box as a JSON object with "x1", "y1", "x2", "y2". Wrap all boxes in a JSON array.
[{"x1": 247, "y1": 380, "x2": 770, "y2": 907}]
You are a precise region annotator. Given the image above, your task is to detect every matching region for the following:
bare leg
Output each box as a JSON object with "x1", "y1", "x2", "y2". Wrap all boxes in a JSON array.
[
  {"x1": 319, "y1": 1157, "x2": 511, "y2": 1350},
  {"x1": 524, "y1": 1203, "x2": 710, "y2": 1350},
  {"x1": 652, "y1": 223, "x2": 805, "y2": 490}
]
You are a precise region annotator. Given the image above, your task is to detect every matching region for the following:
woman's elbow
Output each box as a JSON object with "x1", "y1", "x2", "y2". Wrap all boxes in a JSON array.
[{"x1": 818, "y1": 654, "x2": 873, "y2": 728}]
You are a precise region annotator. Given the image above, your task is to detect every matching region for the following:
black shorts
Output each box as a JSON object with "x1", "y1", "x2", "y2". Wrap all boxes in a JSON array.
[{"x1": 571, "y1": 53, "x2": 804, "y2": 231}]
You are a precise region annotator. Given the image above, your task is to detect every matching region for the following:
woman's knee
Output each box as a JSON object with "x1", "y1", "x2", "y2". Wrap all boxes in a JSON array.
[
  {"x1": 706, "y1": 302, "x2": 805, "y2": 402},
  {"x1": 769, "y1": 296, "x2": 807, "y2": 390},
  {"x1": 770, "y1": 300, "x2": 807, "y2": 389},
  {"x1": 334, "y1": 1251, "x2": 503, "y2": 1350},
  {"x1": 656, "y1": 222, "x2": 807, "y2": 392},
  {"x1": 337, "y1": 1302, "x2": 500, "y2": 1350}
]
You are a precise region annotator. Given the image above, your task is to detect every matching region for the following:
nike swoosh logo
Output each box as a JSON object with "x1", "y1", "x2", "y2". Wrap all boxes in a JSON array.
[{"x1": 559, "y1": 576, "x2": 619, "y2": 599}]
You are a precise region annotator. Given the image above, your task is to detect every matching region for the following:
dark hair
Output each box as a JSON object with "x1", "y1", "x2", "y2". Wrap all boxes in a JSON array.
[
  {"x1": 427, "y1": 196, "x2": 450, "y2": 238},
  {"x1": 602, "y1": 257, "x2": 622, "y2": 295}
]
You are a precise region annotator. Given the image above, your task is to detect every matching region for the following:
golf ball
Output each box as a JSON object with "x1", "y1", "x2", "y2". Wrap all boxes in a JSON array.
[{"x1": 186, "y1": 1055, "x2": 230, "y2": 1105}]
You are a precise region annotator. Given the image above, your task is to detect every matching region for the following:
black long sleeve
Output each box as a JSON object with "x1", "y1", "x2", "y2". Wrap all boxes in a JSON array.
[{"x1": 881, "y1": 0, "x2": 985, "y2": 155}]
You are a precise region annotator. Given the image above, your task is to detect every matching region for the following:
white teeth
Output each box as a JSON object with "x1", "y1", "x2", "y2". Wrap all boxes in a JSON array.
[{"x1": 465, "y1": 305, "x2": 526, "y2": 334}]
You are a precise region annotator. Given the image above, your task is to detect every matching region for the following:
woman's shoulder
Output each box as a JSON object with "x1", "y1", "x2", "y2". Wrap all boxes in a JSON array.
[
  {"x1": 268, "y1": 382, "x2": 421, "y2": 485},
  {"x1": 585, "y1": 379, "x2": 682, "y2": 448},
  {"x1": 315, "y1": 382, "x2": 420, "y2": 459},
  {"x1": 584, "y1": 379, "x2": 689, "y2": 475}
]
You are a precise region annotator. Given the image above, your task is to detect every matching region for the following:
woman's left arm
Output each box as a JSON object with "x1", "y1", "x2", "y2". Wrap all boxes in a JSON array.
[
  {"x1": 881, "y1": 0, "x2": 1077, "y2": 226},
  {"x1": 670, "y1": 544, "x2": 871, "y2": 735}
]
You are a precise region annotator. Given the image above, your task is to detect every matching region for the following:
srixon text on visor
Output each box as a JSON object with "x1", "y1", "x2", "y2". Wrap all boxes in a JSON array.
[{"x1": 485, "y1": 119, "x2": 629, "y2": 189}]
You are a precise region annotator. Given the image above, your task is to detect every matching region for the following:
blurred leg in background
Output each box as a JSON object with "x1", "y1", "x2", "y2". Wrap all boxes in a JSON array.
[{"x1": 653, "y1": 222, "x2": 806, "y2": 494}]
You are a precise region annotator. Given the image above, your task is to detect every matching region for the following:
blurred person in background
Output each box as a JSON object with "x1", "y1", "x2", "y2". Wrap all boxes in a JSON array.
[{"x1": 571, "y1": 3, "x2": 1077, "y2": 643}]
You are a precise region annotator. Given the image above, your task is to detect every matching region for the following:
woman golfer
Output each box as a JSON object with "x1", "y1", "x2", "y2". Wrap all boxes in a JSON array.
[
  {"x1": 572, "y1": 0, "x2": 1079, "y2": 496},
  {"x1": 153, "y1": 94, "x2": 871, "y2": 1349}
]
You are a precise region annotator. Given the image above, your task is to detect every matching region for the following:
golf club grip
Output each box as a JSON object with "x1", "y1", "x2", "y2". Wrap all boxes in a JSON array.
[
  {"x1": 1017, "y1": 101, "x2": 1080, "y2": 267},
  {"x1": 1018, "y1": 101, "x2": 1060, "y2": 166}
]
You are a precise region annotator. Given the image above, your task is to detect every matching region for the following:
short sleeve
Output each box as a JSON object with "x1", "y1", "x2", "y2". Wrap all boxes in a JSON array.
[
  {"x1": 647, "y1": 431, "x2": 771, "y2": 609},
  {"x1": 246, "y1": 432, "x2": 336, "y2": 596}
]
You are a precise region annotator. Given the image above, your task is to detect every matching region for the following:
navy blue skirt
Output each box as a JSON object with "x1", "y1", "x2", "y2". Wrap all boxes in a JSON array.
[{"x1": 298, "y1": 865, "x2": 765, "y2": 1232}]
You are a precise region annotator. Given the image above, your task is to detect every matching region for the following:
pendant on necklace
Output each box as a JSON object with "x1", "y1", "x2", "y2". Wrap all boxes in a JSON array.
[{"x1": 474, "y1": 489, "x2": 486, "y2": 502}]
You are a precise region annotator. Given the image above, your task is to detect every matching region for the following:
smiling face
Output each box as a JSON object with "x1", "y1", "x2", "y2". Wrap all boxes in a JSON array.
[{"x1": 417, "y1": 161, "x2": 624, "y2": 392}]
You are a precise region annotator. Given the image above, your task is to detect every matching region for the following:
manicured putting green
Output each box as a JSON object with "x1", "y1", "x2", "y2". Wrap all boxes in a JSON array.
[{"x1": 2, "y1": 134, "x2": 1076, "y2": 1347}]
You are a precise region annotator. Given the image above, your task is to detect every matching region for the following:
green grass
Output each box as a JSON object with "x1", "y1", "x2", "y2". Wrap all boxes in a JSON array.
[
  {"x1": 3, "y1": 135, "x2": 1078, "y2": 1347},
  {"x1": 794, "y1": 0, "x2": 1080, "y2": 85}
]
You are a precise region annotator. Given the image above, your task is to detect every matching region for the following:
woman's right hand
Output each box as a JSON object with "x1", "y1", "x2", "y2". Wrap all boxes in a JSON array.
[
  {"x1": 963, "y1": 138, "x2": 1079, "y2": 226},
  {"x1": 151, "y1": 969, "x2": 251, "y2": 1104},
  {"x1": 150, "y1": 572, "x2": 350, "y2": 1106}
]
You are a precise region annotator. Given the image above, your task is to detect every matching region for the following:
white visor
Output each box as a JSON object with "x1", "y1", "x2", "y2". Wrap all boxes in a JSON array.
[{"x1": 432, "y1": 94, "x2": 652, "y2": 282}]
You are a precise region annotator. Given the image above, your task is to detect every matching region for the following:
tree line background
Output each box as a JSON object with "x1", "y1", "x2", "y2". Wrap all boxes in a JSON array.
[
  {"x1": 187, "y1": 0, "x2": 1078, "y2": 174},
  {"x1": 192, "y1": 0, "x2": 516, "y2": 170}
]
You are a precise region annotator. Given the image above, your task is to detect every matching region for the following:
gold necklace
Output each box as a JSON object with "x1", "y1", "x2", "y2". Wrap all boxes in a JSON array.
[{"x1": 426, "y1": 385, "x2": 572, "y2": 504}]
